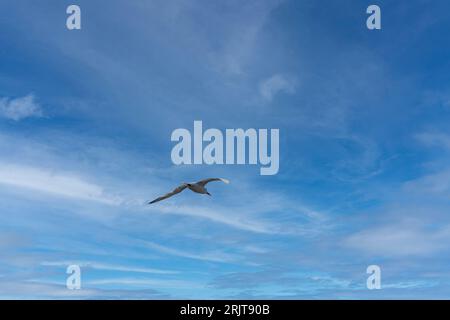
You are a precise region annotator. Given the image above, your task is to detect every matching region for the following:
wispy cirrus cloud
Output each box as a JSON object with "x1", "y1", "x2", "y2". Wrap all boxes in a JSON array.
[
  {"x1": 86, "y1": 277, "x2": 201, "y2": 289},
  {"x1": 344, "y1": 223, "x2": 450, "y2": 257},
  {"x1": 415, "y1": 132, "x2": 450, "y2": 151},
  {"x1": 0, "y1": 163, "x2": 122, "y2": 205},
  {"x1": 0, "y1": 94, "x2": 42, "y2": 121},
  {"x1": 259, "y1": 74, "x2": 297, "y2": 103},
  {"x1": 0, "y1": 280, "x2": 168, "y2": 299},
  {"x1": 148, "y1": 195, "x2": 329, "y2": 236},
  {"x1": 344, "y1": 132, "x2": 450, "y2": 258},
  {"x1": 142, "y1": 240, "x2": 240, "y2": 264},
  {"x1": 41, "y1": 261, "x2": 179, "y2": 275},
  {"x1": 153, "y1": 204, "x2": 278, "y2": 234}
]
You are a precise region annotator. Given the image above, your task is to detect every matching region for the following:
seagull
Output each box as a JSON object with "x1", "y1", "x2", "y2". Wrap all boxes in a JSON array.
[{"x1": 148, "y1": 178, "x2": 230, "y2": 204}]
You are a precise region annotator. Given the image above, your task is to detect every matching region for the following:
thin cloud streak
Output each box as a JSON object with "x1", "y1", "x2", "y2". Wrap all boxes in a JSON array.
[
  {"x1": 86, "y1": 278, "x2": 202, "y2": 289},
  {"x1": 154, "y1": 204, "x2": 278, "y2": 234},
  {"x1": 142, "y1": 240, "x2": 240, "y2": 264},
  {"x1": 0, "y1": 163, "x2": 123, "y2": 206},
  {"x1": 41, "y1": 261, "x2": 179, "y2": 275}
]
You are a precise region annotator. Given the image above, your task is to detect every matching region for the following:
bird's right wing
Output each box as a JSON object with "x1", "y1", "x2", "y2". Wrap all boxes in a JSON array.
[{"x1": 148, "y1": 184, "x2": 187, "y2": 204}]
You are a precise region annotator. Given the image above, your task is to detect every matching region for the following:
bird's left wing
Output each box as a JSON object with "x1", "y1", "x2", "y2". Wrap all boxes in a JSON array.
[
  {"x1": 196, "y1": 178, "x2": 230, "y2": 187},
  {"x1": 148, "y1": 184, "x2": 187, "y2": 204}
]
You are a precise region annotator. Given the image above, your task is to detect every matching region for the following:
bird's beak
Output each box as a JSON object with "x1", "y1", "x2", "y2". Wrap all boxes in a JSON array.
[{"x1": 206, "y1": 192, "x2": 211, "y2": 196}]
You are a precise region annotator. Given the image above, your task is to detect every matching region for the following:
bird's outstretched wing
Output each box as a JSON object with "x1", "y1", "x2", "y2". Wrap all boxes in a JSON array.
[
  {"x1": 196, "y1": 178, "x2": 230, "y2": 187},
  {"x1": 148, "y1": 184, "x2": 188, "y2": 204}
]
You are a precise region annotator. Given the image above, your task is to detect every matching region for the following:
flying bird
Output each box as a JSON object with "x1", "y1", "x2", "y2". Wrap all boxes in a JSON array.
[{"x1": 148, "y1": 178, "x2": 230, "y2": 204}]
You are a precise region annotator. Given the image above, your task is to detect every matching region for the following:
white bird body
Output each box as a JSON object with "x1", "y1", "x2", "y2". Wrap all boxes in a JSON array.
[
  {"x1": 186, "y1": 183, "x2": 209, "y2": 194},
  {"x1": 148, "y1": 178, "x2": 229, "y2": 204}
]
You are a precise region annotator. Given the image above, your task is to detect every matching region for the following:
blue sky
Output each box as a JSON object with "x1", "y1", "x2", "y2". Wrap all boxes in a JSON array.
[{"x1": 1, "y1": 0, "x2": 450, "y2": 299}]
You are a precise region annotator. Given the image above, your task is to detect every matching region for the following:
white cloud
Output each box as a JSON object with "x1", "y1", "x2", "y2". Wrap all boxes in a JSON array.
[
  {"x1": 202, "y1": 0, "x2": 284, "y2": 76},
  {"x1": 0, "y1": 163, "x2": 122, "y2": 205},
  {"x1": 150, "y1": 200, "x2": 327, "y2": 236},
  {"x1": 344, "y1": 220, "x2": 450, "y2": 257},
  {"x1": 41, "y1": 261, "x2": 178, "y2": 275},
  {"x1": 259, "y1": 74, "x2": 297, "y2": 102},
  {"x1": 343, "y1": 131, "x2": 450, "y2": 258},
  {"x1": 404, "y1": 169, "x2": 450, "y2": 195},
  {"x1": 0, "y1": 94, "x2": 43, "y2": 121},
  {"x1": 382, "y1": 280, "x2": 437, "y2": 290},
  {"x1": 142, "y1": 240, "x2": 239, "y2": 263},
  {"x1": 86, "y1": 278, "x2": 201, "y2": 289},
  {"x1": 0, "y1": 281, "x2": 167, "y2": 299},
  {"x1": 416, "y1": 132, "x2": 450, "y2": 151},
  {"x1": 155, "y1": 204, "x2": 277, "y2": 234}
]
